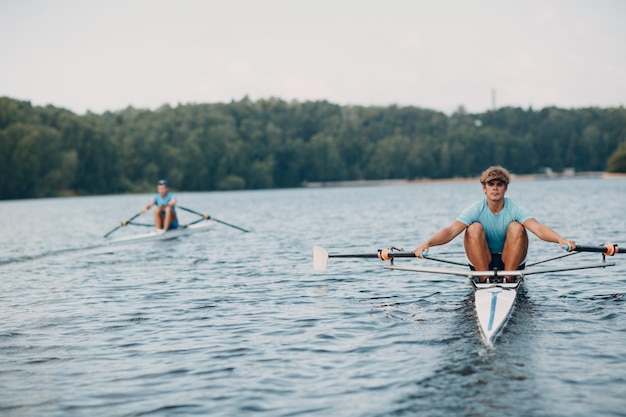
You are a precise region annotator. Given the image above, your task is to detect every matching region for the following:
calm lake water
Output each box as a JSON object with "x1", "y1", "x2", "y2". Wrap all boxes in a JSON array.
[{"x1": 1, "y1": 178, "x2": 626, "y2": 417}]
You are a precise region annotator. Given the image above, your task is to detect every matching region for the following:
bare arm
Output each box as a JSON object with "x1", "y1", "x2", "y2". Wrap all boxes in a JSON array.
[
  {"x1": 523, "y1": 218, "x2": 575, "y2": 250},
  {"x1": 414, "y1": 220, "x2": 468, "y2": 258},
  {"x1": 141, "y1": 200, "x2": 155, "y2": 214}
]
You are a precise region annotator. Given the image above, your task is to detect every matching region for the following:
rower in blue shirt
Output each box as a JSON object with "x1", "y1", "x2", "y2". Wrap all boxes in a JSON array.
[
  {"x1": 413, "y1": 166, "x2": 575, "y2": 282},
  {"x1": 141, "y1": 179, "x2": 179, "y2": 231}
]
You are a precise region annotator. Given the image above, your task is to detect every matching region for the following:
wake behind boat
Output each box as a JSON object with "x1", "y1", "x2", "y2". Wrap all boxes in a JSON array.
[{"x1": 313, "y1": 244, "x2": 622, "y2": 347}]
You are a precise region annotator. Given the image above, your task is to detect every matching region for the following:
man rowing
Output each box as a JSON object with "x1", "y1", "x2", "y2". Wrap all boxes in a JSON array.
[
  {"x1": 413, "y1": 166, "x2": 576, "y2": 282},
  {"x1": 141, "y1": 179, "x2": 179, "y2": 232}
]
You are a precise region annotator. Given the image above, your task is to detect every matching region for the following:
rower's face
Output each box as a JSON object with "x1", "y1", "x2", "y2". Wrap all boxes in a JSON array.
[
  {"x1": 482, "y1": 180, "x2": 507, "y2": 200},
  {"x1": 158, "y1": 184, "x2": 168, "y2": 196}
]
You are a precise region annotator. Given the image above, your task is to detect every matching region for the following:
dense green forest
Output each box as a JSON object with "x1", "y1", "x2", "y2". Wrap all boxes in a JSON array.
[{"x1": 1, "y1": 96, "x2": 625, "y2": 200}]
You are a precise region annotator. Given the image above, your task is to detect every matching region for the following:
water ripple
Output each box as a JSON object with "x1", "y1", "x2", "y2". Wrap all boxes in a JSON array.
[{"x1": 1, "y1": 181, "x2": 626, "y2": 416}]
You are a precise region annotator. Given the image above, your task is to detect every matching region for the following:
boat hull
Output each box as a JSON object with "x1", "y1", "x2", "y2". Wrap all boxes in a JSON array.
[
  {"x1": 107, "y1": 221, "x2": 214, "y2": 244},
  {"x1": 473, "y1": 280, "x2": 522, "y2": 346}
]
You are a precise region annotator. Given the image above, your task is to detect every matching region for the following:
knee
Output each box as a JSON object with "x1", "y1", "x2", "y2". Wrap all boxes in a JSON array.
[
  {"x1": 465, "y1": 223, "x2": 485, "y2": 239},
  {"x1": 466, "y1": 222, "x2": 484, "y2": 238},
  {"x1": 507, "y1": 222, "x2": 527, "y2": 238}
]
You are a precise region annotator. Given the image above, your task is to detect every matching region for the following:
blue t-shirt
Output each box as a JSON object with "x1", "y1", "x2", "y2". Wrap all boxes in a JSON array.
[
  {"x1": 456, "y1": 197, "x2": 534, "y2": 254},
  {"x1": 153, "y1": 192, "x2": 178, "y2": 228},
  {"x1": 154, "y1": 192, "x2": 176, "y2": 208}
]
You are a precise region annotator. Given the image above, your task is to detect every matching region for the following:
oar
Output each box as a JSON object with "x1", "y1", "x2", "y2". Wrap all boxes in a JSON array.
[
  {"x1": 569, "y1": 243, "x2": 622, "y2": 255},
  {"x1": 103, "y1": 212, "x2": 142, "y2": 238},
  {"x1": 563, "y1": 243, "x2": 622, "y2": 255},
  {"x1": 313, "y1": 246, "x2": 469, "y2": 271},
  {"x1": 177, "y1": 206, "x2": 249, "y2": 233},
  {"x1": 313, "y1": 246, "x2": 416, "y2": 271}
]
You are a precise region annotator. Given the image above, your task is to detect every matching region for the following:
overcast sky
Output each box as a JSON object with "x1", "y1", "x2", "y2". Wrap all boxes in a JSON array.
[{"x1": 1, "y1": 0, "x2": 624, "y2": 115}]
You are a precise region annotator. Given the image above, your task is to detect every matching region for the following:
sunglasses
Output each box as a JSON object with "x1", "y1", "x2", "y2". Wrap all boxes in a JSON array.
[{"x1": 486, "y1": 180, "x2": 506, "y2": 187}]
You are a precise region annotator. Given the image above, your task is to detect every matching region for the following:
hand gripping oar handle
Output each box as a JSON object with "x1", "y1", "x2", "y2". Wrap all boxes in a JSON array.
[{"x1": 564, "y1": 243, "x2": 621, "y2": 255}]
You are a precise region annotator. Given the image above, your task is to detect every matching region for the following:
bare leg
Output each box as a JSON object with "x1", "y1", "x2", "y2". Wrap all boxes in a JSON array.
[
  {"x1": 154, "y1": 207, "x2": 164, "y2": 230},
  {"x1": 162, "y1": 206, "x2": 177, "y2": 231},
  {"x1": 501, "y1": 222, "x2": 528, "y2": 281},
  {"x1": 464, "y1": 223, "x2": 491, "y2": 282}
]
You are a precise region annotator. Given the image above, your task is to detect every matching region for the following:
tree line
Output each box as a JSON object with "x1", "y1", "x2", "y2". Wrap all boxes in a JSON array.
[{"x1": 1, "y1": 95, "x2": 625, "y2": 200}]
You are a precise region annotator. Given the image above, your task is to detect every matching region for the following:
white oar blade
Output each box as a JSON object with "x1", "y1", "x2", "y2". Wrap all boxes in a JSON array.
[{"x1": 313, "y1": 246, "x2": 329, "y2": 271}]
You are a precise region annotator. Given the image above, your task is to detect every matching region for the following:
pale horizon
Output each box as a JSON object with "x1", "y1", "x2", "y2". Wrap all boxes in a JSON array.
[{"x1": 1, "y1": 0, "x2": 625, "y2": 115}]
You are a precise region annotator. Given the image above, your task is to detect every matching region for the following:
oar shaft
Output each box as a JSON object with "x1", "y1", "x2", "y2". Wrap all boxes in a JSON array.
[
  {"x1": 178, "y1": 206, "x2": 249, "y2": 233},
  {"x1": 573, "y1": 244, "x2": 621, "y2": 255},
  {"x1": 178, "y1": 206, "x2": 206, "y2": 218},
  {"x1": 104, "y1": 212, "x2": 142, "y2": 238},
  {"x1": 213, "y1": 218, "x2": 249, "y2": 233},
  {"x1": 329, "y1": 252, "x2": 415, "y2": 259}
]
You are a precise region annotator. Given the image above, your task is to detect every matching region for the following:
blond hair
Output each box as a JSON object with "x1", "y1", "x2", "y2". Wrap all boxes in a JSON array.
[{"x1": 479, "y1": 166, "x2": 511, "y2": 184}]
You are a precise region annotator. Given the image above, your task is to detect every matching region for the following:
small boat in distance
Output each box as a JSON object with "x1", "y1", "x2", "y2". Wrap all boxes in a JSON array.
[
  {"x1": 107, "y1": 221, "x2": 214, "y2": 245},
  {"x1": 104, "y1": 206, "x2": 249, "y2": 244}
]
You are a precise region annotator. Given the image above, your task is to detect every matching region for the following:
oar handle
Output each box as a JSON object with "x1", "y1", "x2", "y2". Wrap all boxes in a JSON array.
[{"x1": 564, "y1": 243, "x2": 621, "y2": 255}]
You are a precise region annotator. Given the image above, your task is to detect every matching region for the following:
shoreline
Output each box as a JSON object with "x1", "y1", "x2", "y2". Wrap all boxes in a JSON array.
[{"x1": 303, "y1": 171, "x2": 626, "y2": 188}]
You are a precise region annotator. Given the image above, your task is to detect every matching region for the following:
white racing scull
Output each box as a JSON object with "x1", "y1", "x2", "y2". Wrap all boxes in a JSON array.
[
  {"x1": 104, "y1": 206, "x2": 249, "y2": 243},
  {"x1": 313, "y1": 244, "x2": 621, "y2": 347},
  {"x1": 473, "y1": 279, "x2": 521, "y2": 345},
  {"x1": 107, "y1": 221, "x2": 214, "y2": 244}
]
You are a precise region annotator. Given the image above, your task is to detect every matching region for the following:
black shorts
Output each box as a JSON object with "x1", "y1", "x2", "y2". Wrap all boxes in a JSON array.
[{"x1": 469, "y1": 253, "x2": 525, "y2": 271}]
